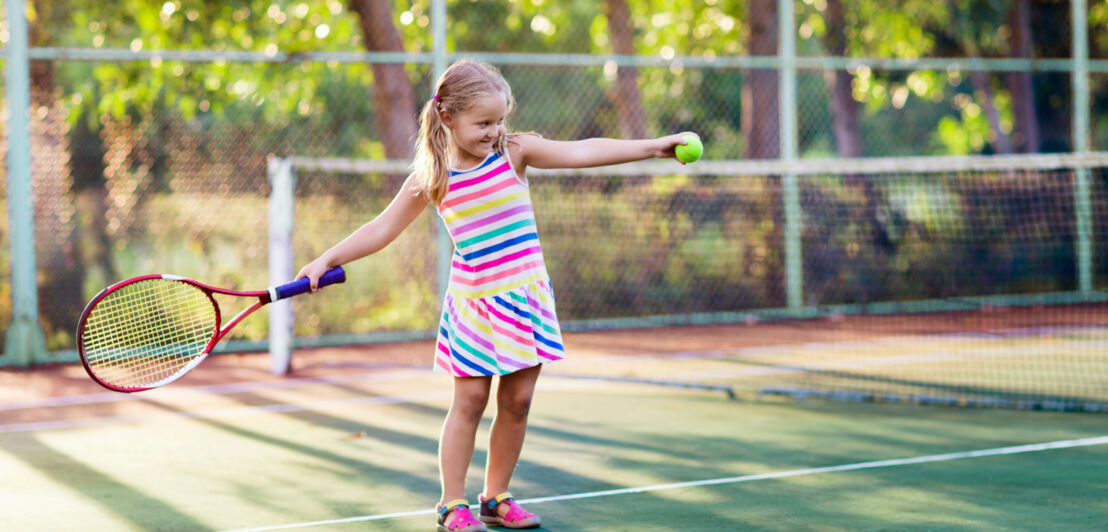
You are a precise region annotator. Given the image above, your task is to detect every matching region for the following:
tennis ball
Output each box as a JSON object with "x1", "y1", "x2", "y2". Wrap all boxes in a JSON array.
[{"x1": 675, "y1": 134, "x2": 703, "y2": 163}]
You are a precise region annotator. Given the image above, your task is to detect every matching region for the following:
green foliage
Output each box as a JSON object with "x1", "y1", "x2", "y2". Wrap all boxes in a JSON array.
[
  {"x1": 6, "y1": 0, "x2": 1105, "y2": 356},
  {"x1": 799, "y1": 0, "x2": 947, "y2": 57},
  {"x1": 33, "y1": 0, "x2": 1090, "y2": 157},
  {"x1": 620, "y1": 0, "x2": 745, "y2": 56},
  {"x1": 1094, "y1": 2, "x2": 1108, "y2": 57},
  {"x1": 55, "y1": 1, "x2": 364, "y2": 123}
]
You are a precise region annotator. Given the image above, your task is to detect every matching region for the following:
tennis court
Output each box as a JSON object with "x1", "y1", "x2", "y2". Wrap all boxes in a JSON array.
[
  {"x1": 3, "y1": 321, "x2": 1107, "y2": 531},
  {"x1": 5, "y1": 1, "x2": 1108, "y2": 531}
]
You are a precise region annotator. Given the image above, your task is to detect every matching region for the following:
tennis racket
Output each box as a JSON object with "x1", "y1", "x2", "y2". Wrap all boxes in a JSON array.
[{"x1": 76, "y1": 267, "x2": 346, "y2": 392}]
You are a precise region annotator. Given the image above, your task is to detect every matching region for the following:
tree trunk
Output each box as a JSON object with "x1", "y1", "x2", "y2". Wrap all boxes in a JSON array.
[
  {"x1": 823, "y1": 0, "x2": 862, "y2": 159},
  {"x1": 349, "y1": 0, "x2": 418, "y2": 160},
  {"x1": 1004, "y1": 0, "x2": 1039, "y2": 153},
  {"x1": 822, "y1": 0, "x2": 892, "y2": 306},
  {"x1": 742, "y1": 0, "x2": 779, "y2": 159},
  {"x1": 741, "y1": 0, "x2": 785, "y2": 304},
  {"x1": 970, "y1": 71, "x2": 1012, "y2": 154},
  {"x1": 604, "y1": 0, "x2": 648, "y2": 140}
]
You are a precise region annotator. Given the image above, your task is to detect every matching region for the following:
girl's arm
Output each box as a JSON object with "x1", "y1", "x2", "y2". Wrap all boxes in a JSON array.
[
  {"x1": 511, "y1": 132, "x2": 696, "y2": 171},
  {"x1": 296, "y1": 173, "x2": 429, "y2": 290}
]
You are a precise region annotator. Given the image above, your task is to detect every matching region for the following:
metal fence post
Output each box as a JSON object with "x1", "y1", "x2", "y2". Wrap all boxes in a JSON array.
[
  {"x1": 4, "y1": 0, "x2": 47, "y2": 366},
  {"x1": 432, "y1": 0, "x2": 452, "y2": 299},
  {"x1": 1072, "y1": 0, "x2": 1093, "y2": 295},
  {"x1": 268, "y1": 157, "x2": 296, "y2": 375},
  {"x1": 778, "y1": 0, "x2": 803, "y2": 311}
]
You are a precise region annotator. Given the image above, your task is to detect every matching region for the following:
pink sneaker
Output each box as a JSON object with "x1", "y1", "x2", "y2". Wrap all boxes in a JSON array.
[
  {"x1": 437, "y1": 499, "x2": 487, "y2": 532},
  {"x1": 479, "y1": 492, "x2": 541, "y2": 529}
]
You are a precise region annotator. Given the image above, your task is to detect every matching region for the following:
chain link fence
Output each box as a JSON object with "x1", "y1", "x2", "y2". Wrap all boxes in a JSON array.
[{"x1": 2, "y1": 0, "x2": 1107, "y2": 365}]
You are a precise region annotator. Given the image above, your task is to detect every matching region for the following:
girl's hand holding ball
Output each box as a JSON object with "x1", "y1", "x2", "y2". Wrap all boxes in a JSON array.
[{"x1": 675, "y1": 134, "x2": 702, "y2": 164}]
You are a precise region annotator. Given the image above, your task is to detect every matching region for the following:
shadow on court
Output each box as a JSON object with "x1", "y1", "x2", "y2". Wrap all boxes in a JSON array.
[
  {"x1": 2, "y1": 329, "x2": 1107, "y2": 531},
  {"x1": 0, "y1": 432, "x2": 210, "y2": 531}
]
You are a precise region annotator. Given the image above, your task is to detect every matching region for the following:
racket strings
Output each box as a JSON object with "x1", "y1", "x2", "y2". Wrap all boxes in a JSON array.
[{"x1": 81, "y1": 279, "x2": 217, "y2": 389}]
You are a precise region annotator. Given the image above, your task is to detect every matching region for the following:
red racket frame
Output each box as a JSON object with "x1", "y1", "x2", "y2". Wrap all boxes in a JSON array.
[{"x1": 77, "y1": 267, "x2": 345, "y2": 392}]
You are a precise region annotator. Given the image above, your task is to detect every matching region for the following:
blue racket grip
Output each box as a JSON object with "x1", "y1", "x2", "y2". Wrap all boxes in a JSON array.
[{"x1": 270, "y1": 266, "x2": 346, "y2": 301}]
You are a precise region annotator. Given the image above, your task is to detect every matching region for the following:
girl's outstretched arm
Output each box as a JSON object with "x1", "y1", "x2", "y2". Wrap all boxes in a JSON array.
[
  {"x1": 296, "y1": 173, "x2": 429, "y2": 290},
  {"x1": 512, "y1": 132, "x2": 697, "y2": 170}
]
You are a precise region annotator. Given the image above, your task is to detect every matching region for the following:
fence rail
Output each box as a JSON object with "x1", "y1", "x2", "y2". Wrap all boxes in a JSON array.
[{"x1": 6, "y1": 47, "x2": 1108, "y2": 73}]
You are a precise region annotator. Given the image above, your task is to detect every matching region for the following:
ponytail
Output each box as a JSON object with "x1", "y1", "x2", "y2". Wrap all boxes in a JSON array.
[{"x1": 412, "y1": 98, "x2": 451, "y2": 205}]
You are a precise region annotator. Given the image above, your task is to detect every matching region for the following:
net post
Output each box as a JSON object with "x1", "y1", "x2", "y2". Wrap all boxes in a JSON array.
[
  {"x1": 1071, "y1": 0, "x2": 1093, "y2": 295},
  {"x1": 1075, "y1": 166, "x2": 1093, "y2": 295},
  {"x1": 268, "y1": 157, "x2": 297, "y2": 375},
  {"x1": 778, "y1": 0, "x2": 804, "y2": 311},
  {"x1": 3, "y1": 0, "x2": 47, "y2": 367}
]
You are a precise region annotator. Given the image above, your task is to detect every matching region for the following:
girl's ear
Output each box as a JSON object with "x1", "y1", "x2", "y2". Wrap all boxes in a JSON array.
[{"x1": 439, "y1": 108, "x2": 453, "y2": 129}]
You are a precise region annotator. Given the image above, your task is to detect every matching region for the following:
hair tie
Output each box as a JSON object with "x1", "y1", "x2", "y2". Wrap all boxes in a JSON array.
[{"x1": 432, "y1": 95, "x2": 440, "y2": 102}]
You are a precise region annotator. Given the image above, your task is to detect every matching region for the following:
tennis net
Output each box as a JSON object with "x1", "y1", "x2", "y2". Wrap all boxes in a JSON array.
[{"x1": 280, "y1": 152, "x2": 1108, "y2": 410}]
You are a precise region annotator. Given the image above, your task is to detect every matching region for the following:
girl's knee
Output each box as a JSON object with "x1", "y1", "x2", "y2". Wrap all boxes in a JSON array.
[
  {"x1": 497, "y1": 392, "x2": 533, "y2": 421},
  {"x1": 451, "y1": 386, "x2": 491, "y2": 422}
]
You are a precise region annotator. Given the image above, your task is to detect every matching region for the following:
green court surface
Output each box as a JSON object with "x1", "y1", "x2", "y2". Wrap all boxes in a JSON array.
[{"x1": 1, "y1": 366, "x2": 1106, "y2": 532}]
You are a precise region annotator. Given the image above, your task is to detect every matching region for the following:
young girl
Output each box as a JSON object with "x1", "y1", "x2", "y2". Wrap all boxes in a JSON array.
[{"x1": 296, "y1": 60, "x2": 697, "y2": 532}]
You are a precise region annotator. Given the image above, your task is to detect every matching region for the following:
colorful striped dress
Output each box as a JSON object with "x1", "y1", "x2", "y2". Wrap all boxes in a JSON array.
[{"x1": 434, "y1": 149, "x2": 565, "y2": 376}]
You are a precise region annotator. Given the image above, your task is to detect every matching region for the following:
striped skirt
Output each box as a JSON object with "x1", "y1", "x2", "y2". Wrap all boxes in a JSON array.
[{"x1": 434, "y1": 279, "x2": 565, "y2": 376}]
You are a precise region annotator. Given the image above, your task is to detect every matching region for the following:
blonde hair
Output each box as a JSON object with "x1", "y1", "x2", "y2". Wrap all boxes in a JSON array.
[{"x1": 412, "y1": 60, "x2": 516, "y2": 205}]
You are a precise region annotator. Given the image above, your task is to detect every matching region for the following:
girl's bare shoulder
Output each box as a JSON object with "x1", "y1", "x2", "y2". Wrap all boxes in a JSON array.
[
  {"x1": 507, "y1": 132, "x2": 543, "y2": 149},
  {"x1": 506, "y1": 132, "x2": 543, "y2": 170}
]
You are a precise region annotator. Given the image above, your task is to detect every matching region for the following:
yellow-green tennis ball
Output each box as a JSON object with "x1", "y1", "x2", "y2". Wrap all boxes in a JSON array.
[{"x1": 676, "y1": 135, "x2": 703, "y2": 163}]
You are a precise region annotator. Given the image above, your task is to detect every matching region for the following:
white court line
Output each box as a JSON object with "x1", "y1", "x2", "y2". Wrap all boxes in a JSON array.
[{"x1": 218, "y1": 435, "x2": 1108, "y2": 532}]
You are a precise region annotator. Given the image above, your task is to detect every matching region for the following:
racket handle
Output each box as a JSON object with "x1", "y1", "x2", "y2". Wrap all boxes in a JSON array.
[{"x1": 271, "y1": 266, "x2": 346, "y2": 301}]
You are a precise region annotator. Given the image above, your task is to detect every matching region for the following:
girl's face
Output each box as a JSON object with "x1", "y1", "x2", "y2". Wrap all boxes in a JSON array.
[{"x1": 442, "y1": 92, "x2": 507, "y2": 168}]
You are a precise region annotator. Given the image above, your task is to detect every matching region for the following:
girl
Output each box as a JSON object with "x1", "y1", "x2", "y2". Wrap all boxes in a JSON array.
[{"x1": 296, "y1": 60, "x2": 697, "y2": 532}]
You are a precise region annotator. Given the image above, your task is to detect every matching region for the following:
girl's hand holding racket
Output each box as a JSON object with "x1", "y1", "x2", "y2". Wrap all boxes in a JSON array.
[
  {"x1": 295, "y1": 259, "x2": 339, "y2": 292},
  {"x1": 76, "y1": 266, "x2": 346, "y2": 392}
]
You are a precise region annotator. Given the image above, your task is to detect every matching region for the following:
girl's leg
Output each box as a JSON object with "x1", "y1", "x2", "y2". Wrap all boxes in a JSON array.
[
  {"x1": 440, "y1": 376, "x2": 492, "y2": 507},
  {"x1": 483, "y1": 364, "x2": 542, "y2": 501}
]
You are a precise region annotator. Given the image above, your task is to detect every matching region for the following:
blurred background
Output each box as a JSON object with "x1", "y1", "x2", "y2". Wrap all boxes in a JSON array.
[{"x1": 2, "y1": 0, "x2": 1107, "y2": 367}]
